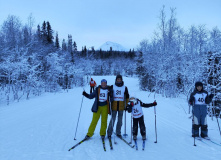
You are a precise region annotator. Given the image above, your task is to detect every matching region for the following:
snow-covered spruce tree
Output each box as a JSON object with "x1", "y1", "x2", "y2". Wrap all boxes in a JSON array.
[
  {"x1": 73, "y1": 41, "x2": 78, "y2": 58},
  {"x1": 40, "y1": 21, "x2": 47, "y2": 43},
  {"x1": 55, "y1": 32, "x2": 60, "y2": 49},
  {"x1": 68, "y1": 34, "x2": 74, "y2": 63},
  {"x1": 46, "y1": 21, "x2": 53, "y2": 44},
  {"x1": 62, "y1": 39, "x2": 67, "y2": 51}
]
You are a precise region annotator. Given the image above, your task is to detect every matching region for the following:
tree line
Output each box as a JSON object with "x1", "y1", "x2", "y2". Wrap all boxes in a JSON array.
[
  {"x1": 136, "y1": 6, "x2": 221, "y2": 107},
  {"x1": 0, "y1": 15, "x2": 135, "y2": 105}
]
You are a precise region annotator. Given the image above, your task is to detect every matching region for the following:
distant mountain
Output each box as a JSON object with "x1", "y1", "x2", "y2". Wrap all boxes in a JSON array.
[{"x1": 98, "y1": 41, "x2": 128, "y2": 51}]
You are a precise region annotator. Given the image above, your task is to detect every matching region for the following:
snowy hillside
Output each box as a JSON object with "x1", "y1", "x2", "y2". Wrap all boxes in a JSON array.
[
  {"x1": 1, "y1": 76, "x2": 221, "y2": 160},
  {"x1": 98, "y1": 41, "x2": 128, "y2": 51}
]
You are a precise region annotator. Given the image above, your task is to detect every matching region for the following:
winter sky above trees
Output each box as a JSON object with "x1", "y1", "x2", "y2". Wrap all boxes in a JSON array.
[
  {"x1": 0, "y1": 0, "x2": 221, "y2": 106},
  {"x1": 0, "y1": 0, "x2": 220, "y2": 50}
]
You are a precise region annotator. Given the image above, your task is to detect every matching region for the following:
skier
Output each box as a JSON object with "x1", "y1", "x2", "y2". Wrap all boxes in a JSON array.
[
  {"x1": 90, "y1": 78, "x2": 97, "y2": 93},
  {"x1": 83, "y1": 79, "x2": 113, "y2": 139},
  {"x1": 107, "y1": 75, "x2": 129, "y2": 138},
  {"x1": 189, "y1": 81, "x2": 214, "y2": 138},
  {"x1": 126, "y1": 95, "x2": 157, "y2": 140}
]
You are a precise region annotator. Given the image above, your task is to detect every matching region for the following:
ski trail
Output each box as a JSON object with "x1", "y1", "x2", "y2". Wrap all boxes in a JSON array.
[{"x1": 1, "y1": 76, "x2": 221, "y2": 160}]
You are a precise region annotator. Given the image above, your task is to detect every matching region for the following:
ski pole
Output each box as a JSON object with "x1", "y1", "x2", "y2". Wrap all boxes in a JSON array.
[
  {"x1": 153, "y1": 92, "x2": 157, "y2": 143},
  {"x1": 192, "y1": 108, "x2": 196, "y2": 146},
  {"x1": 74, "y1": 95, "x2": 84, "y2": 140},
  {"x1": 123, "y1": 109, "x2": 128, "y2": 137},
  {"x1": 110, "y1": 104, "x2": 116, "y2": 144},
  {"x1": 154, "y1": 104, "x2": 157, "y2": 143},
  {"x1": 123, "y1": 95, "x2": 128, "y2": 137},
  {"x1": 130, "y1": 113, "x2": 133, "y2": 144}
]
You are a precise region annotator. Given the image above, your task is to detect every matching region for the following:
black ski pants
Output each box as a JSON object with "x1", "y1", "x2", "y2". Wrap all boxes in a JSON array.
[
  {"x1": 90, "y1": 86, "x2": 95, "y2": 93},
  {"x1": 133, "y1": 115, "x2": 146, "y2": 136}
]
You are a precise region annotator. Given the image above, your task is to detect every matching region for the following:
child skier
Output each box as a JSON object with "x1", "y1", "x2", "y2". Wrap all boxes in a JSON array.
[
  {"x1": 126, "y1": 95, "x2": 157, "y2": 140},
  {"x1": 189, "y1": 81, "x2": 214, "y2": 138}
]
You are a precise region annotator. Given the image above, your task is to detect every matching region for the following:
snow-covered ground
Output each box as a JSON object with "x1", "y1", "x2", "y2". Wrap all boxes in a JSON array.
[{"x1": 1, "y1": 76, "x2": 221, "y2": 160}]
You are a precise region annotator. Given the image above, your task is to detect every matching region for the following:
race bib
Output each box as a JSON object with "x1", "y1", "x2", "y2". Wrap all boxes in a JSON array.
[
  {"x1": 194, "y1": 93, "x2": 207, "y2": 105},
  {"x1": 132, "y1": 101, "x2": 143, "y2": 118},
  {"x1": 99, "y1": 89, "x2": 108, "y2": 102},
  {"x1": 113, "y1": 85, "x2": 125, "y2": 101}
]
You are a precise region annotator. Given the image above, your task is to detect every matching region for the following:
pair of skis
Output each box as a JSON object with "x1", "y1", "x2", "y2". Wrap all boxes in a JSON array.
[
  {"x1": 134, "y1": 140, "x2": 145, "y2": 150},
  {"x1": 101, "y1": 137, "x2": 114, "y2": 151},
  {"x1": 194, "y1": 137, "x2": 221, "y2": 147},
  {"x1": 68, "y1": 137, "x2": 113, "y2": 152}
]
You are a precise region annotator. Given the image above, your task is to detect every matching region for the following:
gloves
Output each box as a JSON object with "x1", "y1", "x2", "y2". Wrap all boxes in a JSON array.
[
  {"x1": 126, "y1": 105, "x2": 132, "y2": 113},
  {"x1": 82, "y1": 91, "x2": 87, "y2": 96},
  {"x1": 152, "y1": 101, "x2": 157, "y2": 106},
  {"x1": 209, "y1": 94, "x2": 214, "y2": 99}
]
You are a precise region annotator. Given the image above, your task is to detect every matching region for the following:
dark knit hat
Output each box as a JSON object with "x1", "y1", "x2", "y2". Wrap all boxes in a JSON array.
[
  {"x1": 195, "y1": 81, "x2": 203, "y2": 89},
  {"x1": 116, "y1": 75, "x2": 122, "y2": 81}
]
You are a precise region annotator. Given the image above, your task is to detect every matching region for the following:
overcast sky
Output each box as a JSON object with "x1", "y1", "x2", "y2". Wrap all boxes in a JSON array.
[{"x1": 0, "y1": 0, "x2": 221, "y2": 50}]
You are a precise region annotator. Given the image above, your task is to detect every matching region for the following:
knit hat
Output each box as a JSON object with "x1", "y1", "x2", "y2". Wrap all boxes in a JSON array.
[
  {"x1": 195, "y1": 81, "x2": 203, "y2": 87},
  {"x1": 101, "y1": 79, "x2": 107, "y2": 83},
  {"x1": 129, "y1": 93, "x2": 138, "y2": 105},
  {"x1": 116, "y1": 75, "x2": 122, "y2": 81},
  {"x1": 195, "y1": 81, "x2": 203, "y2": 89}
]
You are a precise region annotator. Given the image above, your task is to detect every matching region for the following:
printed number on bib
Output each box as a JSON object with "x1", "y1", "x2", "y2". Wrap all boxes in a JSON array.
[
  {"x1": 116, "y1": 90, "x2": 121, "y2": 95},
  {"x1": 198, "y1": 98, "x2": 204, "y2": 103},
  {"x1": 100, "y1": 93, "x2": 105, "y2": 97},
  {"x1": 134, "y1": 108, "x2": 139, "y2": 113}
]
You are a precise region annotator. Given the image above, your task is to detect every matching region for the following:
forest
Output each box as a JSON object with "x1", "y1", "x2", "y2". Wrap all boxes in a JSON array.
[{"x1": 0, "y1": 7, "x2": 220, "y2": 108}]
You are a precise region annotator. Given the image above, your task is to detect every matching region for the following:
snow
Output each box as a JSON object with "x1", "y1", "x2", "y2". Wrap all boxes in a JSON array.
[
  {"x1": 1, "y1": 76, "x2": 221, "y2": 160},
  {"x1": 98, "y1": 41, "x2": 128, "y2": 51}
]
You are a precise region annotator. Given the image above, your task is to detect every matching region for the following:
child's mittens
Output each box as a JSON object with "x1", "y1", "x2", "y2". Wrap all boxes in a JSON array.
[
  {"x1": 126, "y1": 105, "x2": 132, "y2": 113},
  {"x1": 152, "y1": 101, "x2": 157, "y2": 106}
]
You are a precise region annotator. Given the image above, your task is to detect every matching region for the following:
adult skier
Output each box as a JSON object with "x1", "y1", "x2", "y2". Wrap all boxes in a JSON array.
[
  {"x1": 90, "y1": 78, "x2": 97, "y2": 93},
  {"x1": 189, "y1": 81, "x2": 214, "y2": 138},
  {"x1": 107, "y1": 75, "x2": 129, "y2": 138},
  {"x1": 126, "y1": 95, "x2": 157, "y2": 140},
  {"x1": 83, "y1": 79, "x2": 113, "y2": 139}
]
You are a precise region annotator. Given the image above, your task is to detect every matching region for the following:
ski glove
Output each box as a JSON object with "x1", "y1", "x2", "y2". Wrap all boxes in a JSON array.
[
  {"x1": 126, "y1": 105, "x2": 132, "y2": 113},
  {"x1": 82, "y1": 91, "x2": 87, "y2": 96},
  {"x1": 152, "y1": 101, "x2": 157, "y2": 106},
  {"x1": 189, "y1": 96, "x2": 195, "y2": 105},
  {"x1": 209, "y1": 94, "x2": 214, "y2": 99}
]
